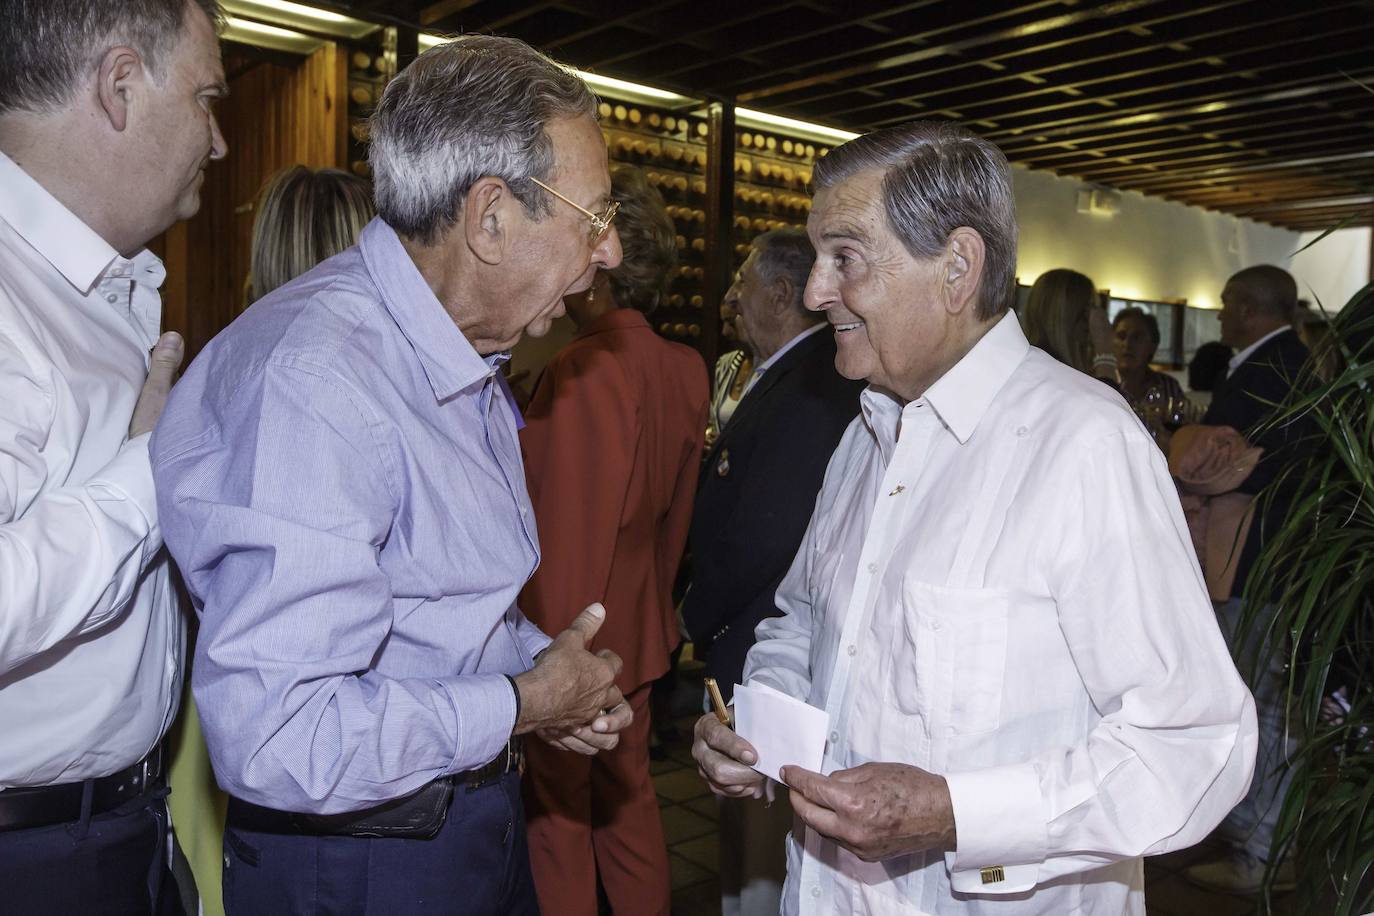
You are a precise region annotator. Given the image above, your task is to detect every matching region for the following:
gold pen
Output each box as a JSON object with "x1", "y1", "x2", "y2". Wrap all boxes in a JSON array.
[{"x1": 704, "y1": 677, "x2": 732, "y2": 728}]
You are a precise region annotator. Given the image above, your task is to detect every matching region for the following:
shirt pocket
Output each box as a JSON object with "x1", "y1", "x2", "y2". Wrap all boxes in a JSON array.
[{"x1": 893, "y1": 579, "x2": 1009, "y2": 737}]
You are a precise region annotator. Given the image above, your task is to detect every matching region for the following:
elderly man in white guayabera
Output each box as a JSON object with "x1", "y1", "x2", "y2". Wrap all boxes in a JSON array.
[{"x1": 693, "y1": 120, "x2": 1257, "y2": 916}]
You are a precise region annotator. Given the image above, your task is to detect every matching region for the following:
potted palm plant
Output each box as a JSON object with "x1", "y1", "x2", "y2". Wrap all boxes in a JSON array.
[{"x1": 1241, "y1": 279, "x2": 1374, "y2": 914}]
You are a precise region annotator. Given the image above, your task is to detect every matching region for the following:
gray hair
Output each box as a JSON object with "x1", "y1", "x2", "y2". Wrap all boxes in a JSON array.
[
  {"x1": 368, "y1": 35, "x2": 597, "y2": 244},
  {"x1": 0, "y1": 0, "x2": 223, "y2": 115},
  {"x1": 750, "y1": 228, "x2": 819, "y2": 320},
  {"x1": 812, "y1": 121, "x2": 1018, "y2": 321}
]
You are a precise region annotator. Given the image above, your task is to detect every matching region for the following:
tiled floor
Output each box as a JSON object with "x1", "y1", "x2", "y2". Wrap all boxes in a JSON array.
[{"x1": 648, "y1": 658, "x2": 1295, "y2": 916}]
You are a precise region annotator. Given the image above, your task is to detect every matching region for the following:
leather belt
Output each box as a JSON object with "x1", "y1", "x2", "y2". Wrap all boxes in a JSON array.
[
  {"x1": 0, "y1": 744, "x2": 165, "y2": 832},
  {"x1": 226, "y1": 737, "x2": 523, "y2": 838}
]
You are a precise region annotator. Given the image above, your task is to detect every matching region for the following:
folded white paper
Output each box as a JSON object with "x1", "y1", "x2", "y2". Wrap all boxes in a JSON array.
[{"x1": 733, "y1": 681, "x2": 828, "y2": 783}]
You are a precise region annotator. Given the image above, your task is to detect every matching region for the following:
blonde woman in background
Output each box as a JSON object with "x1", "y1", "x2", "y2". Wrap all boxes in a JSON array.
[
  {"x1": 1021, "y1": 267, "x2": 1118, "y2": 383},
  {"x1": 169, "y1": 163, "x2": 373, "y2": 916},
  {"x1": 247, "y1": 165, "x2": 375, "y2": 303}
]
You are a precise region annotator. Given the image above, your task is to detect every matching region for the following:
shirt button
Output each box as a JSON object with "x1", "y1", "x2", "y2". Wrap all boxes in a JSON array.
[
  {"x1": 866, "y1": 562, "x2": 878, "y2": 574},
  {"x1": 846, "y1": 644, "x2": 857, "y2": 657},
  {"x1": 828, "y1": 730, "x2": 839, "y2": 744},
  {"x1": 810, "y1": 886, "x2": 822, "y2": 898},
  {"x1": 931, "y1": 620, "x2": 943, "y2": 631},
  {"x1": 105, "y1": 293, "x2": 118, "y2": 303},
  {"x1": 1016, "y1": 425, "x2": 1029, "y2": 438}
]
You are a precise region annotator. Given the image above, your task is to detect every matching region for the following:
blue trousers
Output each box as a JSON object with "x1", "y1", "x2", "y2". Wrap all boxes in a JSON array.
[
  {"x1": 222, "y1": 771, "x2": 539, "y2": 915},
  {"x1": 0, "y1": 786, "x2": 181, "y2": 915},
  {"x1": 1216, "y1": 597, "x2": 1296, "y2": 860}
]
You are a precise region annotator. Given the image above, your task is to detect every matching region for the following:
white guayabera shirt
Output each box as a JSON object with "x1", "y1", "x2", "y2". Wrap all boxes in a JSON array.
[
  {"x1": 744, "y1": 311, "x2": 1257, "y2": 916},
  {"x1": 0, "y1": 152, "x2": 181, "y2": 787}
]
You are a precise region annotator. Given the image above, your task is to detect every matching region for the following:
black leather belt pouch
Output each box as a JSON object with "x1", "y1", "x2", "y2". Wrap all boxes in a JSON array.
[{"x1": 230, "y1": 778, "x2": 454, "y2": 840}]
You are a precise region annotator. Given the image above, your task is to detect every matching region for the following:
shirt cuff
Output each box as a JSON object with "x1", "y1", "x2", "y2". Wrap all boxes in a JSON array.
[
  {"x1": 436, "y1": 672, "x2": 518, "y2": 774},
  {"x1": 943, "y1": 762, "x2": 1047, "y2": 895}
]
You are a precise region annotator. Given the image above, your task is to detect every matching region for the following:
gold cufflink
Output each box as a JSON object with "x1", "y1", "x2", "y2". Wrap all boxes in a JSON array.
[{"x1": 980, "y1": 866, "x2": 1006, "y2": 885}]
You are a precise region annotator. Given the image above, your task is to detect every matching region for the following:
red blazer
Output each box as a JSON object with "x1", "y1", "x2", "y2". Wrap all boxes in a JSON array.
[{"x1": 520, "y1": 308, "x2": 708, "y2": 693}]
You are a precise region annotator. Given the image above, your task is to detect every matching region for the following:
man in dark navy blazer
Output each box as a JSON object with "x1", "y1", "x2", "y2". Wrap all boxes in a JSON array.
[
  {"x1": 1187, "y1": 264, "x2": 1312, "y2": 894},
  {"x1": 682, "y1": 228, "x2": 863, "y2": 915}
]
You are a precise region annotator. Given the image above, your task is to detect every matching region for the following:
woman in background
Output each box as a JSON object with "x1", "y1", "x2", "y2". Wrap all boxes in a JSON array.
[
  {"x1": 1113, "y1": 306, "x2": 1187, "y2": 417},
  {"x1": 169, "y1": 163, "x2": 374, "y2": 916},
  {"x1": 519, "y1": 166, "x2": 707, "y2": 916},
  {"x1": 1021, "y1": 267, "x2": 1118, "y2": 383},
  {"x1": 247, "y1": 165, "x2": 375, "y2": 303}
]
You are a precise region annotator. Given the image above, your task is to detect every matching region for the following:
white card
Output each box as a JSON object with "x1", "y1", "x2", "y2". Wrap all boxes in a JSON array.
[{"x1": 733, "y1": 681, "x2": 828, "y2": 782}]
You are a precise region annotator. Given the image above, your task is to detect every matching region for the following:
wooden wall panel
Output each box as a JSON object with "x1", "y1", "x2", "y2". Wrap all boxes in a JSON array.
[{"x1": 159, "y1": 41, "x2": 348, "y2": 361}]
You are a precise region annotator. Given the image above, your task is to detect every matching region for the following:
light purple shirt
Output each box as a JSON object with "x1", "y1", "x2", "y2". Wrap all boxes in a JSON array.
[{"x1": 152, "y1": 219, "x2": 550, "y2": 814}]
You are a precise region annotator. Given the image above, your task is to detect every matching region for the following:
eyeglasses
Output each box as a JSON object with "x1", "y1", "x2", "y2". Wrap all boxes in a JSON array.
[{"x1": 529, "y1": 177, "x2": 619, "y2": 245}]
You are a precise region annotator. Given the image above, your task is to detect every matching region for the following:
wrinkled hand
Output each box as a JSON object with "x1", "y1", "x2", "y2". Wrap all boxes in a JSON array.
[
  {"x1": 781, "y1": 762, "x2": 956, "y2": 862},
  {"x1": 514, "y1": 603, "x2": 628, "y2": 754},
  {"x1": 536, "y1": 699, "x2": 633, "y2": 755},
  {"x1": 692, "y1": 712, "x2": 766, "y2": 799},
  {"x1": 128, "y1": 332, "x2": 184, "y2": 438}
]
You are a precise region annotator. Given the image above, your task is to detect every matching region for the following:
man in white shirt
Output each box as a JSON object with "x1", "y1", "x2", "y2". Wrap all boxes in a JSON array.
[
  {"x1": 0, "y1": 1, "x2": 227, "y2": 911},
  {"x1": 692, "y1": 121, "x2": 1257, "y2": 915}
]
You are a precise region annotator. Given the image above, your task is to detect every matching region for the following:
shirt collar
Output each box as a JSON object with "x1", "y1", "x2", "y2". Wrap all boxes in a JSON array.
[
  {"x1": 755, "y1": 322, "x2": 826, "y2": 376},
  {"x1": 0, "y1": 152, "x2": 126, "y2": 295},
  {"x1": 860, "y1": 310, "x2": 1029, "y2": 453},
  {"x1": 1227, "y1": 326, "x2": 1291, "y2": 378},
  {"x1": 923, "y1": 310, "x2": 1030, "y2": 444},
  {"x1": 359, "y1": 218, "x2": 493, "y2": 401}
]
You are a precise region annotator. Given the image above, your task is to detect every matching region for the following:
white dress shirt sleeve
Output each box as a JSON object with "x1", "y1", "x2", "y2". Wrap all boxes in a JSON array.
[
  {"x1": 742, "y1": 503, "x2": 820, "y2": 701},
  {"x1": 943, "y1": 427, "x2": 1257, "y2": 893},
  {"x1": 0, "y1": 336, "x2": 160, "y2": 675}
]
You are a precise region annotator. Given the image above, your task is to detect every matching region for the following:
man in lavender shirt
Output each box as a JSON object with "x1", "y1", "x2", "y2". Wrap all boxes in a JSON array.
[{"x1": 152, "y1": 36, "x2": 628, "y2": 914}]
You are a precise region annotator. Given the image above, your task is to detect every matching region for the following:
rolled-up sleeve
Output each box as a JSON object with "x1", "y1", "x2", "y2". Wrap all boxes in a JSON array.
[
  {"x1": 944, "y1": 429, "x2": 1257, "y2": 892},
  {"x1": 154, "y1": 359, "x2": 517, "y2": 813},
  {"x1": 0, "y1": 337, "x2": 161, "y2": 674}
]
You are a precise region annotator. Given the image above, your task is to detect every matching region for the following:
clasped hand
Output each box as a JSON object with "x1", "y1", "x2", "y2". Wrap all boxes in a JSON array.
[{"x1": 514, "y1": 603, "x2": 632, "y2": 754}]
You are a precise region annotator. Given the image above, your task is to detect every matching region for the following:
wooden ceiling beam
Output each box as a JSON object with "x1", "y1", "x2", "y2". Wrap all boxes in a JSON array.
[
  {"x1": 1000, "y1": 102, "x2": 1374, "y2": 162},
  {"x1": 1168, "y1": 184, "x2": 1374, "y2": 206},
  {"x1": 970, "y1": 69, "x2": 1374, "y2": 141},
  {"x1": 897, "y1": 45, "x2": 1374, "y2": 137},
  {"x1": 542, "y1": 0, "x2": 786, "y2": 53},
  {"x1": 585, "y1": 0, "x2": 942, "y2": 75},
  {"x1": 1057, "y1": 134, "x2": 1374, "y2": 183},
  {"x1": 771, "y1": 0, "x2": 1260, "y2": 113},
  {"x1": 805, "y1": 5, "x2": 1340, "y2": 121},
  {"x1": 734, "y1": 0, "x2": 1172, "y2": 103},
  {"x1": 1016, "y1": 126, "x2": 1374, "y2": 175},
  {"x1": 1119, "y1": 168, "x2": 1374, "y2": 196},
  {"x1": 419, "y1": 0, "x2": 485, "y2": 26}
]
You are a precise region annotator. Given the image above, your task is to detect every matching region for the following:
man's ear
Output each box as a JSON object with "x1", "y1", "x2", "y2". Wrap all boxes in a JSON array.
[
  {"x1": 463, "y1": 177, "x2": 512, "y2": 266},
  {"x1": 95, "y1": 46, "x2": 143, "y2": 132},
  {"x1": 769, "y1": 276, "x2": 794, "y2": 315},
  {"x1": 943, "y1": 227, "x2": 986, "y2": 317}
]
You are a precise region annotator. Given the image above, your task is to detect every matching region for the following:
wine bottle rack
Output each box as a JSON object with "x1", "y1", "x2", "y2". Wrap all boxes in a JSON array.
[{"x1": 600, "y1": 102, "x2": 828, "y2": 350}]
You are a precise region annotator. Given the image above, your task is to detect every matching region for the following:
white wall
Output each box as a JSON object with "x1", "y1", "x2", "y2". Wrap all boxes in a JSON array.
[
  {"x1": 1290, "y1": 227, "x2": 1371, "y2": 314},
  {"x1": 1012, "y1": 166, "x2": 1299, "y2": 310}
]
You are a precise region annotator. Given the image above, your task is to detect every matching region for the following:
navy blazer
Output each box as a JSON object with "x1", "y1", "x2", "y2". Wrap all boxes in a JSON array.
[
  {"x1": 1203, "y1": 327, "x2": 1312, "y2": 599},
  {"x1": 682, "y1": 328, "x2": 864, "y2": 700}
]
